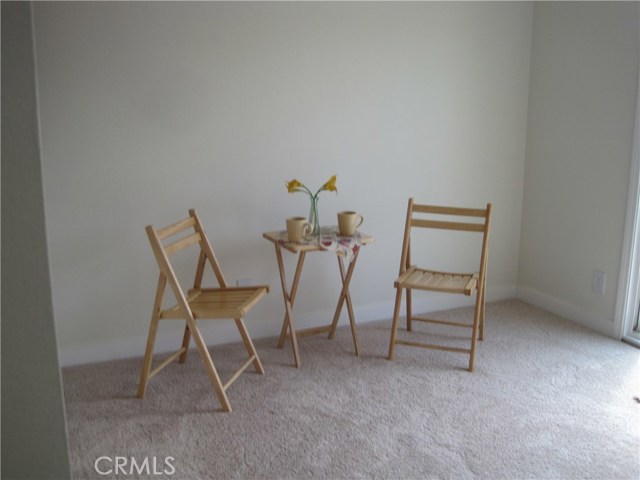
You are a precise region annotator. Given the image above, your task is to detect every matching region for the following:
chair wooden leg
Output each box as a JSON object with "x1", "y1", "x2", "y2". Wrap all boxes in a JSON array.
[
  {"x1": 406, "y1": 289, "x2": 413, "y2": 332},
  {"x1": 388, "y1": 287, "x2": 404, "y2": 360},
  {"x1": 138, "y1": 274, "x2": 166, "y2": 399},
  {"x1": 235, "y1": 318, "x2": 264, "y2": 375},
  {"x1": 137, "y1": 311, "x2": 160, "y2": 398},
  {"x1": 178, "y1": 324, "x2": 191, "y2": 363},
  {"x1": 479, "y1": 280, "x2": 486, "y2": 341},
  {"x1": 468, "y1": 288, "x2": 483, "y2": 372},
  {"x1": 188, "y1": 318, "x2": 232, "y2": 412}
]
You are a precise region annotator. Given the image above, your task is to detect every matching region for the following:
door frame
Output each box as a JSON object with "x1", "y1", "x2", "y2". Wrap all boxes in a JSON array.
[{"x1": 614, "y1": 48, "x2": 640, "y2": 347}]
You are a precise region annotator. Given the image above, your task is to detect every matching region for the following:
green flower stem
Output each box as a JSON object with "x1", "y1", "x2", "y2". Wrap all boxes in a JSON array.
[{"x1": 308, "y1": 195, "x2": 320, "y2": 237}]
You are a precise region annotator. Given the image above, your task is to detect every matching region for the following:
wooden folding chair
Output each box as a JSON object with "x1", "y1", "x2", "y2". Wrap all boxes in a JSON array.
[
  {"x1": 388, "y1": 199, "x2": 492, "y2": 372},
  {"x1": 137, "y1": 209, "x2": 269, "y2": 412}
]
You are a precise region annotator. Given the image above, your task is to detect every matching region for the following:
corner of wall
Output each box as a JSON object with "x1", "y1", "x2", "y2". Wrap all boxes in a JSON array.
[{"x1": 516, "y1": 285, "x2": 615, "y2": 338}]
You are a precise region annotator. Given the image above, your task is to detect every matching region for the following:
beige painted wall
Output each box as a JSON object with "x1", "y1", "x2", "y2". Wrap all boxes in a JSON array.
[
  {"x1": 519, "y1": 2, "x2": 639, "y2": 336},
  {"x1": 33, "y1": 2, "x2": 533, "y2": 365}
]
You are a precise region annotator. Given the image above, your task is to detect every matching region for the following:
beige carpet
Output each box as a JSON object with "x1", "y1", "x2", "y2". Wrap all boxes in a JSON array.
[{"x1": 62, "y1": 300, "x2": 640, "y2": 479}]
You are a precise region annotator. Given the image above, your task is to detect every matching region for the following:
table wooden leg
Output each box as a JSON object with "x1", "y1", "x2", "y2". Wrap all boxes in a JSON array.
[
  {"x1": 328, "y1": 250, "x2": 361, "y2": 356},
  {"x1": 277, "y1": 251, "x2": 306, "y2": 348},
  {"x1": 274, "y1": 244, "x2": 302, "y2": 368}
]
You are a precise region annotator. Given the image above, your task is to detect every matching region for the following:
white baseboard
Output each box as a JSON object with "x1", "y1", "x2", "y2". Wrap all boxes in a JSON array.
[
  {"x1": 58, "y1": 284, "x2": 517, "y2": 367},
  {"x1": 59, "y1": 330, "x2": 183, "y2": 368},
  {"x1": 515, "y1": 286, "x2": 615, "y2": 337}
]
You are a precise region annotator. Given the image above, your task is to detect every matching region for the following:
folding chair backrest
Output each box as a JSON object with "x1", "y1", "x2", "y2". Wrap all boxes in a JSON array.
[
  {"x1": 399, "y1": 199, "x2": 492, "y2": 277},
  {"x1": 146, "y1": 209, "x2": 229, "y2": 299}
]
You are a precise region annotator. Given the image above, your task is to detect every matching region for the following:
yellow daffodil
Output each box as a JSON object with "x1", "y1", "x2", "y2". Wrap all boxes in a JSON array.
[
  {"x1": 320, "y1": 175, "x2": 337, "y2": 193},
  {"x1": 285, "y1": 175, "x2": 337, "y2": 197},
  {"x1": 285, "y1": 175, "x2": 338, "y2": 236},
  {"x1": 286, "y1": 179, "x2": 305, "y2": 193}
]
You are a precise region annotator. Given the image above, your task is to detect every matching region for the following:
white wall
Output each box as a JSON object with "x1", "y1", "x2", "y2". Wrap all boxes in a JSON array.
[
  {"x1": 519, "y1": 2, "x2": 640, "y2": 336},
  {"x1": 33, "y1": 2, "x2": 533, "y2": 366},
  {"x1": 1, "y1": 2, "x2": 71, "y2": 476}
]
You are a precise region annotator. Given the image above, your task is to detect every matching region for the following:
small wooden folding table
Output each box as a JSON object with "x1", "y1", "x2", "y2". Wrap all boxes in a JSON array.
[{"x1": 263, "y1": 228, "x2": 373, "y2": 367}]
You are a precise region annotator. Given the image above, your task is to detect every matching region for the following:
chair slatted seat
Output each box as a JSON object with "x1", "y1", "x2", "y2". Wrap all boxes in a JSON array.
[{"x1": 397, "y1": 267, "x2": 478, "y2": 295}]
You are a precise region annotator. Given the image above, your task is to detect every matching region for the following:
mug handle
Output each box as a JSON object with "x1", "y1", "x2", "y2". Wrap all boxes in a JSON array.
[
  {"x1": 355, "y1": 214, "x2": 364, "y2": 229},
  {"x1": 302, "y1": 222, "x2": 312, "y2": 238}
]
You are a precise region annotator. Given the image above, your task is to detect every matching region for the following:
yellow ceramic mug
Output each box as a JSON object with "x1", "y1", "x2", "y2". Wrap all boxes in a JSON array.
[
  {"x1": 286, "y1": 216, "x2": 312, "y2": 243},
  {"x1": 337, "y1": 211, "x2": 364, "y2": 236}
]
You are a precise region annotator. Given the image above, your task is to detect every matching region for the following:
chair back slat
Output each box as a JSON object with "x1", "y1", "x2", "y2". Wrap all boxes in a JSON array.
[
  {"x1": 156, "y1": 217, "x2": 196, "y2": 240},
  {"x1": 412, "y1": 204, "x2": 487, "y2": 217},
  {"x1": 165, "y1": 232, "x2": 202, "y2": 256},
  {"x1": 410, "y1": 219, "x2": 486, "y2": 232}
]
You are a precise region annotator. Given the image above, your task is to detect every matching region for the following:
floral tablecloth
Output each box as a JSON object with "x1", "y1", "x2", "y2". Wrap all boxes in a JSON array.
[{"x1": 273, "y1": 226, "x2": 363, "y2": 263}]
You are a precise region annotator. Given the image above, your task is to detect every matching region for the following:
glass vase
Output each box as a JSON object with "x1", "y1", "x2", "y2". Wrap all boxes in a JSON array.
[{"x1": 308, "y1": 195, "x2": 320, "y2": 237}]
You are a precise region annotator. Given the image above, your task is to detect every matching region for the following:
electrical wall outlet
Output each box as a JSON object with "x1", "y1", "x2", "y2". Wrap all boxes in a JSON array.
[
  {"x1": 592, "y1": 270, "x2": 606, "y2": 295},
  {"x1": 236, "y1": 278, "x2": 252, "y2": 287}
]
